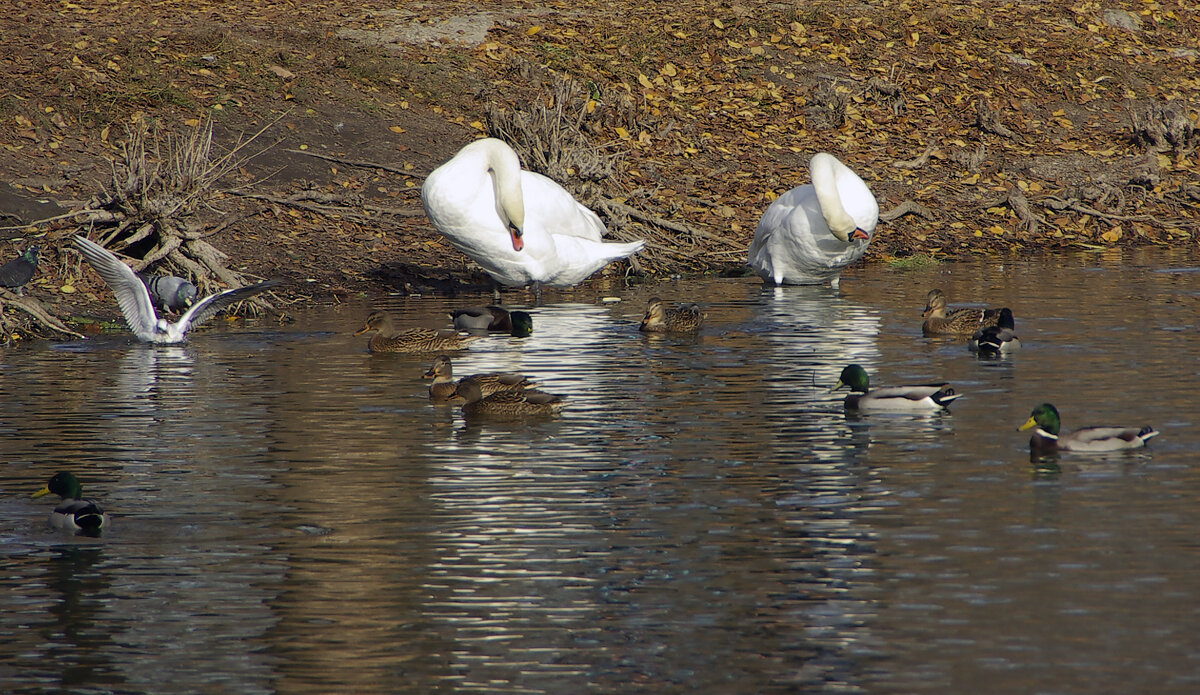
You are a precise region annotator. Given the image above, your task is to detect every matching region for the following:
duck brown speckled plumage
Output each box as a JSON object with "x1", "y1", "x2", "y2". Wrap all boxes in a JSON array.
[
  {"x1": 921, "y1": 289, "x2": 1004, "y2": 336},
  {"x1": 639, "y1": 297, "x2": 705, "y2": 333},
  {"x1": 354, "y1": 311, "x2": 478, "y2": 353},
  {"x1": 449, "y1": 378, "x2": 565, "y2": 418},
  {"x1": 423, "y1": 355, "x2": 536, "y2": 402}
]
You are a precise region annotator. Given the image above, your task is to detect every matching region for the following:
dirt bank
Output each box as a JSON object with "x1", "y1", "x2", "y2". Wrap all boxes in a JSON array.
[{"x1": 0, "y1": 1, "x2": 1197, "y2": 337}]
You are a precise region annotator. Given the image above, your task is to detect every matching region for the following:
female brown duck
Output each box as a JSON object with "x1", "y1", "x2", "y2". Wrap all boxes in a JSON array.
[
  {"x1": 423, "y1": 355, "x2": 536, "y2": 402},
  {"x1": 355, "y1": 311, "x2": 477, "y2": 353}
]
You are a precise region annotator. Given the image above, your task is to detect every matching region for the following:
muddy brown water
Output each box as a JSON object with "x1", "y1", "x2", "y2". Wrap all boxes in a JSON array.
[{"x1": 2, "y1": 249, "x2": 1198, "y2": 694}]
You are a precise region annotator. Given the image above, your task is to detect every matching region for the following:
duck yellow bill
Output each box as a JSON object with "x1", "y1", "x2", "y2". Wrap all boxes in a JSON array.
[
  {"x1": 829, "y1": 379, "x2": 845, "y2": 393},
  {"x1": 1018, "y1": 417, "x2": 1037, "y2": 431},
  {"x1": 32, "y1": 486, "x2": 51, "y2": 499}
]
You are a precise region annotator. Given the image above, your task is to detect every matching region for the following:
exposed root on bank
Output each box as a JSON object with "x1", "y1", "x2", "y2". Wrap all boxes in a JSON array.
[{"x1": 75, "y1": 118, "x2": 281, "y2": 313}]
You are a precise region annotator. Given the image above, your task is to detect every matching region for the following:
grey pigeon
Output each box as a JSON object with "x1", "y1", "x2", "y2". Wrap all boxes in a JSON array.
[
  {"x1": 0, "y1": 246, "x2": 39, "y2": 294},
  {"x1": 142, "y1": 274, "x2": 198, "y2": 313}
]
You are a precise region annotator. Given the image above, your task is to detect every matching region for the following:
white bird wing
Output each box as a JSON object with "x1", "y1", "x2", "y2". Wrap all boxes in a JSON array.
[
  {"x1": 176, "y1": 279, "x2": 281, "y2": 332},
  {"x1": 73, "y1": 236, "x2": 159, "y2": 339},
  {"x1": 521, "y1": 171, "x2": 607, "y2": 242}
]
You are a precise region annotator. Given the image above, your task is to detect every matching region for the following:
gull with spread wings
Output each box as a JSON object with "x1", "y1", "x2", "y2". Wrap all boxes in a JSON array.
[{"x1": 73, "y1": 236, "x2": 279, "y2": 344}]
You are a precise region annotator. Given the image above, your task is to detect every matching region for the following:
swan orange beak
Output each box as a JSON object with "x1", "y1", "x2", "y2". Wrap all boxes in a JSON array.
[
  {"x1": 851, "y1": 228, "x2": 870, "y2": 241},
  {"x1": 510, "y1": 227, "x2": 524, "y2": 252}
]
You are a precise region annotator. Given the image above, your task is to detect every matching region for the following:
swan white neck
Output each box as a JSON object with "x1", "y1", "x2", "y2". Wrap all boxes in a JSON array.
[
  {"x1": 809, "y1": 153, "x2": 861, "y2": 242},
  {"x1": 476, "y1": 139, "x2": 526, "y2": 234}
]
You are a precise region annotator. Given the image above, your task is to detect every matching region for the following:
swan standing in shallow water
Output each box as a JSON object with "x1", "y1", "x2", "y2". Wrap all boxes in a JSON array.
[
  {"x1": 421, "y1": 138, "x2": 644, "y2": 290},
  {"x1": 748, "y1": 152, "x2": 878, "y2": 287}
]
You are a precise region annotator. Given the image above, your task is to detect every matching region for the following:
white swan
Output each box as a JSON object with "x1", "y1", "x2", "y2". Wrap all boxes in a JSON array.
[
  {"x1": 421, "y1": 138, "x2": 644, "y2": 288},
  {"x1": 73, "y1": 236, "x2": 279, "y2": 345},
  {"x1": 748, "y1": 152, "x2": 878, "y2": 287}
]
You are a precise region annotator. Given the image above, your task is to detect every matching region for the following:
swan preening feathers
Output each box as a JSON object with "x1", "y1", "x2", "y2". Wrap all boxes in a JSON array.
[
  {"x1": 748, "y1": 152, "x2": 878, "y2": 287},
  {"x1": 421, "y1": 138, "x2": 645, "y2": 289}
]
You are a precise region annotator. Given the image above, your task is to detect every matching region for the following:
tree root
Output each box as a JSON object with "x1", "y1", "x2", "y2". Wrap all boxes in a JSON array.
[
  {"x1": 0, "y1": 289, "x2": 85, "y2": 342},
  {"x1": 880, "y1": 200, "x2": 934, "y2": 223}
]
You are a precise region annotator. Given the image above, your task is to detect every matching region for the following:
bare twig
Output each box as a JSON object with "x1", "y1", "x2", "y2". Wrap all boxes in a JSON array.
[{"x1": 284, "y1": 148, "x2": 422, "y2": 176}]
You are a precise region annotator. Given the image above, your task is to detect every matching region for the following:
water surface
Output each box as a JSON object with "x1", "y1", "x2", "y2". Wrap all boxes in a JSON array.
[{"x1": 2, "y1": 249, "x2": 1198, "y2": 694}]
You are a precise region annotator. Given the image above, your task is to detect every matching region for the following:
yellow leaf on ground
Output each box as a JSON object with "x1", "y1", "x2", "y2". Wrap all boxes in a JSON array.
[
  {"x1": 526, "y1": 26, "x2": 542, "y2": 36},
  {"x1": 615, "y1": 126, "x2": 630, "y2": 140},
  {"x1": 638, "y1": 73, "x2": 653, "y2": 89},
  {"x1": 713, "y1": 18, "x2": 725, "y2": 29},
  {"x1": 389, "y1": 125, "x2": 406, "y2": 134},
  {"x1": 1101, "y1": 227, "x2": 1122, "y2": 243}
]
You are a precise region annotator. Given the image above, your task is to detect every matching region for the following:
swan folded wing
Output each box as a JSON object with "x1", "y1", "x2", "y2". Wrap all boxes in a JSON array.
[
  {"x1": 541, "y1": 236, "x2": 645, "y2": 286},
  {"x1": 73, "y1": 236, "x2": 159, "y2": 337},
  {"x1": 521, "y1": 172, "x2": 607, "y2": 242}
]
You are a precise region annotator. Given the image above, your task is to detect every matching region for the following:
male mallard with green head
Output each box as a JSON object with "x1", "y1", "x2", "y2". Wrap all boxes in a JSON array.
[
  {"x1": 450, "y1": 305, "x2": 533, "y2": 337},
  {"x1": 1018, "y1": 403, "x2": 1158, "y2": 454},
  {"x1": 32, "y1": 472, "x2": 108, "y2": 537},
  {"x1": 831, "y1": 364, "x2": 960, "y2": 412}
]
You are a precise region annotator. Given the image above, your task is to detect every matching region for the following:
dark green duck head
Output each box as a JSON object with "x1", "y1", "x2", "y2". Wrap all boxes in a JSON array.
[
  {"x1": 32, "y1": 471, "x2": 84, "y2": 500},
  {"x1": 509, "y1": 310, "x2": 533, "y2": 338},
  {"x1": 831, "y1": 364, "x2": 870, "y2": 393},
  {"x1": 1018, "y1": 403, "x2": 1061, "y2": 436}
]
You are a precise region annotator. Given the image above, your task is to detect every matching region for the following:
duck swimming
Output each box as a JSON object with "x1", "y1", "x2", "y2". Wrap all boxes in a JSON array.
[
  {"x1": 32, "y1": 472, "x2": 108, "y2": 537},
  {"x1": 354, "y1": 311, "x2": 478, "y2": 353},
  {"x1": 638, "y1": 297, "x2": 705, "y2": 333},
  {"x1": 1019, "y1": 403, "x2": 1158, "y2": 454},
  {"x1": 449, "y1": 378, "x2": 565, "y2": 419},
  {"x1": 921, "y1": 289, "x2": 1004, "y2": 337},
  {"x1": 831, "y1": 364, "x2": 961, "y2": 412},
  {"x1": 423, "y1": 355, "x2": 536, "y2": 402},
  {"x1": 450, "y1": 305, "x2": 533, "y2": 337}
]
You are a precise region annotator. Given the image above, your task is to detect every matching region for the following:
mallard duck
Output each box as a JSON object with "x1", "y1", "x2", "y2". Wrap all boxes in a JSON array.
[
  {"x1": 421, "y1": 138, "x2": 644, "y2": 288},
  {"x1": 969, "y1": 307, "x2": 1020, "y2": 355},
  {"x1": 921, "y1": 289, "x2": 1004, "y2": 336},
  {"x1": 449, "y1": 377, "x2": 565, "y2": 418},
  {"x1": 450, "y1": 305, "x2": 533, "y2": 337},
  {"x1": 639, "y1": 297, "x2": 705, "y2": 333},
  {"x1": 423, "y1": 354, "x2": 536, "y2": 401},
  {"x1": 1018, "y1": 403, "x2": 1159, "y2": 453},
  {"x1": 748, "y1": 153, "x2": 878, "y2": 287},
  {"x1": 0, "y1": 245, "x2": 38, "y2": 294},
  {"x1": 32, "y1": 472, "x2": 108, "y2": 537},
  {"x1": 354, "y1": 311, "x2": 478, "y2": 353},
  {"x1": 73, "y1": 236, "x2": 279, "y2": 344},
  {"x1": 831, "y1": 363, "x2": 961, "y2": 412}
]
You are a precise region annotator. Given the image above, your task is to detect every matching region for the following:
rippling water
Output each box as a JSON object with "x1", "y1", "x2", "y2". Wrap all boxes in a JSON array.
[{"x1": 2, "y1": 248, "x2": 1199, "y2": 694}]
